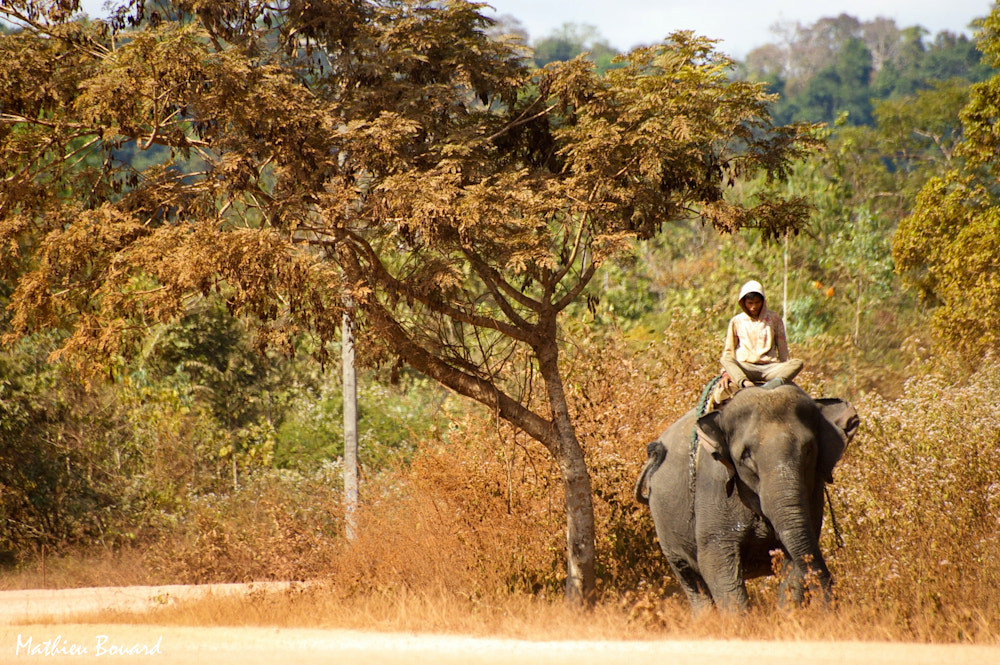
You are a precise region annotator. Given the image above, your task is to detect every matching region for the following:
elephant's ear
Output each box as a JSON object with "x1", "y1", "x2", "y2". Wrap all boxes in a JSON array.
[
  {"x1": 696, "y1": 411, "x2": 726, "y2": 456},
  {"x1": 696, "y1": 411, "x2": 736, "y2": 493},
  {"x1": 815, "y1": 398, "x2": 860, "y2": 483}
]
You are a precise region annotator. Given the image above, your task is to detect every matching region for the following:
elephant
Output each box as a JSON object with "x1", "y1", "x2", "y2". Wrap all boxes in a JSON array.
[{"x1": 634, "y1": 382, "x2": 859, "y2": 612}]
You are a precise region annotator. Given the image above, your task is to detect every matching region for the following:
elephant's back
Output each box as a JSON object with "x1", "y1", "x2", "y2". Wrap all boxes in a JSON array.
[
  {"x1": 658, "y1": 408, "x2": 700, "y2": 456},
  {"x1": 645, "y1": 408, "x2": 699, "y2": 561},
  {"x1": 647, "y1": 409, "x2": 699, "y2": 510}
]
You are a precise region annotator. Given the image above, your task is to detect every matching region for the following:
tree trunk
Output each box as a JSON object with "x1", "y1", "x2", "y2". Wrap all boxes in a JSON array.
[
  {"x1": 343, "y1": 312, "x2": 360, "y2": 542},
  {"x1": 558, "y1": 434, "x2": 597, "y2": 605},
  {"x1": 536, "y1": 337, "x2": 596, "y2": 606},
  {"x1": 782, "y1": 230, "x2": 789, "y2": 320},
  {"x1": 347, "y1": 284, "x2": 597, "y2": 605}
]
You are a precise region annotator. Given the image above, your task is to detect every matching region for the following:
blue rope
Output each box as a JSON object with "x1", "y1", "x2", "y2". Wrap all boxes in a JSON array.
[
  {"x1": 690, "y1": 374, "x2": 723, "y2": 449},
  {"x1": 689, "y1": 374, "x2": 723, "y2": 485}
]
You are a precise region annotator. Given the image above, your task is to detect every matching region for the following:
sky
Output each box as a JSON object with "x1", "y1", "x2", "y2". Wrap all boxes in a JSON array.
[
  {"x1": 482, "y1": 0, "x2": 996, "y2": 58},
  {"x1": 71, "y1": 0, "x2": 995, "y2": 59}
]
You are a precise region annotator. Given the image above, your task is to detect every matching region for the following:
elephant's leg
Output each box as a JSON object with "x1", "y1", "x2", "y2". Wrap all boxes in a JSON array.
[
  {"x1": 778, "y1": 556, "x2": 832, "y2": 607},
  {"x1": 697, "y1": 542, "x2": 749, "y2": 612},
  {"x1": 666, "y1": 557, "x2": 713, "y2": 613}
]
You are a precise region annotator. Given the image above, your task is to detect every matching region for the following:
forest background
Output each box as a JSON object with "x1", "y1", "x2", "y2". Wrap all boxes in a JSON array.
[{"x1": 1, "y1": 0, "x2": 999, "y2": 643}]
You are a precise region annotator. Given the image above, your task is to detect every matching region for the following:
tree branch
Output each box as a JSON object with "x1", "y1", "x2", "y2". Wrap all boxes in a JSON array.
[
  {"x1": 336, "y1": 228, "x2": 537, "y2": 344},
  {"x1": 463, "y1": 249, "x2": 540, "y2": 328},
  {"x1": 338, "y1": 248, "x2": 560, "y2": 450},
  {"x1": 553, "y1": 261, "x2": 597, "y2": 313},
  {"x1": 484, "y1": 98, "x2": 556, "y2": 144},
  {"x1": 551, "y1": 209, "x2": 590, "y2": 286}
]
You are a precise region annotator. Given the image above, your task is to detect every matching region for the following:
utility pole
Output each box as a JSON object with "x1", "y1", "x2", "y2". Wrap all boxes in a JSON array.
[
  {"x1": 342, "y1": 311, "x2": 359, "y2": 541},
  {"x1": 783, "y1": 230, "x2": 789, "y2": 322}
]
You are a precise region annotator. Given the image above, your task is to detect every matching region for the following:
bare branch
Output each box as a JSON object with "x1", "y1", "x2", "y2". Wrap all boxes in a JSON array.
[
  {"x1": 484, "y1": 101, "x2": 557, "y2": 144},
  {"x1": 351, "y1": 267, "x2": 559, "y2": 451},
  {"x1": 338, "y1": 229, "x2": 537, "y2": 344},
  {"x1": 552, "y1": 261, "x2": 597, "y2": 313},
  {"x1": 463, "y1": 250, "x2": 539, "y2": 328},
  {"x1": 550, "y1": 209, "x2": 590, "y2": 286}
]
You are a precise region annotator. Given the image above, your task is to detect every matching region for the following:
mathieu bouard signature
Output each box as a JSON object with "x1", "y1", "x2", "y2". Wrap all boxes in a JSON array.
[{"x1": 15, "y1": 633, "x2": 163, "y2": 657}]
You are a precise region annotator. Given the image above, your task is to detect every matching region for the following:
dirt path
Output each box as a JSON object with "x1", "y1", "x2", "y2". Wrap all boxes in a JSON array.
[{"x1": 2, "y1": 585, "x2": 998, "y2": 664}]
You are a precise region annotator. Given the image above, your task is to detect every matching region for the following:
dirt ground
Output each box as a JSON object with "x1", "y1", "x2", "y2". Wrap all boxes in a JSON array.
[{"x1": 2, "y1": 584, "x2": 999, "y2": 664}]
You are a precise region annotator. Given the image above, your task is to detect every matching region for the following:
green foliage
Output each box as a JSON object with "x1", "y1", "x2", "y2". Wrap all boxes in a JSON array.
[
  {"x1": 531, "y1": 23, "x2": 622, "y2": 74},
  {"x1": 579, "y1": 83, "x2": 957, "y2": 396},
  {"x1": 894, "y1": 174, "x2": 1000, "y2": 359},
  {"x1": 871, "y1": 30, "x2": 991, "y2": 99},
  {"x1": 0, "y1": 298, "x2": 449, "y2": 563},
  {"x1": 275, "y1": 372, "x2": 450, "y2": 470},
  {"x1": 873, "y1": 79, "x2": 968, "y2": 174},
  {"x1": 0, "y1": 333, "x2": 228, "y2": 560},
  {"x1": 745, "y1": 14, "x2": 991, "y2": 127},
  {"x1": 143, "y1": 298, "x2": 298, "y2": 445},
  {"x1": 559, "y1": 19, "x2": 979, "y2": 392},
  {"x1": 894, "y1": 4, "x2": 1000, "y2": 361},
  {"x1": 799, "y1": 38, "x2": 874, "y2": 125}
]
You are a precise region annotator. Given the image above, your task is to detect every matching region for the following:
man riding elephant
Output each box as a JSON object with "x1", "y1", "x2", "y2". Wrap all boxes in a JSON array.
[{"x1": 720, "y1": 280, "x2": 803, "y2": 389}]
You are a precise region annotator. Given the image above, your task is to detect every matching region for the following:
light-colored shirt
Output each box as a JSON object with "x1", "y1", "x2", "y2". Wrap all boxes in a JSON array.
[{"x1": 722, "y1": 307, "x2": 789, "y2": 365}]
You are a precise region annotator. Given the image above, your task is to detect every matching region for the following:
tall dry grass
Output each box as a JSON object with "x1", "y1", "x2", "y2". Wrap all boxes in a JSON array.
[
  {"x1": 7, "y1": 315, "x2": 1000, "y2": 643},
  {"x1": 827, "y1": 362, "x2": 1000, "y2": 642}
]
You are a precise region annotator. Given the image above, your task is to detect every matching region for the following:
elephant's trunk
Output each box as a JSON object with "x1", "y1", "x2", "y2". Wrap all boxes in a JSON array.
[{"x1": 764, "y1": 489, "x2": 832, "y2": 605}]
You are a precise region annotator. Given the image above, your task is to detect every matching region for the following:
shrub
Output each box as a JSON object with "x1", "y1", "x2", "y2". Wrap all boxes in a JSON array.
[
  {"x1": 829, "y1": 363, "x2": 1000, "y2": 639},
  {"x1": 144, "y1": 464, "x2": 346, "y2": 583},
  {"x1": 0, "y1": 336, "x2": 226, "y2": 561}
]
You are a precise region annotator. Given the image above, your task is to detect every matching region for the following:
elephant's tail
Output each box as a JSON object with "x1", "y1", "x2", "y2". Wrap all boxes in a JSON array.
[{"x1": 634, "y1": 440, "x2": 667, "y2": 506}]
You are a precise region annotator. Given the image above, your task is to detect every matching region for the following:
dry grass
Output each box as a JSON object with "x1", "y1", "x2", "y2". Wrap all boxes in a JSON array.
[
  {"x1": 68, "y1": 581, "x2": 998, "y2": 645},
  {"x1": 0, "y1": 548, "x2": 158, "y2": 591},
  {"x1": 4, "y1": 321, "x2": 1000, "y2": 645}
]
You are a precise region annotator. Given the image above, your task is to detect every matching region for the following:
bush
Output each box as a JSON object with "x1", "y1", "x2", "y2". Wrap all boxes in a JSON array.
[
  {"x1": 0, "y1": 336, "x2": 223, "y2": 561},
  {"x1": 145, "y1": 465, "x2": 346, "y2": 583},
  {"x1": 829, "y1": 363, "x2": 1000, "y2": 639}
]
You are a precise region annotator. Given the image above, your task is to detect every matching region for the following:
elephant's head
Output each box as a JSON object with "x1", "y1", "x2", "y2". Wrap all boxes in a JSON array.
[{"x1": 695, "y1": 384, "x2": 859, "y2": 500}]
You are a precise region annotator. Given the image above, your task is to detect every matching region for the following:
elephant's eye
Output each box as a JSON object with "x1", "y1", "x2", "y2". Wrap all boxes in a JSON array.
[{"x1": 741, "y1": 449, "x2": 758, "y2": 474}]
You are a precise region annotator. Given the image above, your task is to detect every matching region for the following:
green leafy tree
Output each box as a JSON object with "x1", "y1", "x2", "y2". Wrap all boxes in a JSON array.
[
  {"x1": 532, "y1": 22, "x2": 620, "y2": 74},
  {"x1": 745, "y1": 14, "x2": 991, "y2": 125},
  {"x1": 0, "y1": 331, "x2": 229, "y2": 559},
  {"x1": 799, "y1": 38, "x2": 873, "y2": 125},
  {"x1": 894, "y1": 5, "x2": 1000, "y2": 361},
  {"x1": 0, "y1": 1, "x2": 818, "y2": 603},
  {"x1": 874, "y1": 30, "x2": 991, "y2": 98}
]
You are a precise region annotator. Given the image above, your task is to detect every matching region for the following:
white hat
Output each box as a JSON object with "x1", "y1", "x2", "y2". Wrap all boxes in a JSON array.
[{"x1": 738, "y1": 280, "x2": 765, "y2": 302}]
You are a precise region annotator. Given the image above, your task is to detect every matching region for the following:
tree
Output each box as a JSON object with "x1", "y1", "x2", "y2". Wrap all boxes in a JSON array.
[
  {"x1": 862, "y1": 17, "x2": 901, "y2": 74},
  {"x1": 874, "y1": 79, "x2": 969, "y2": 170},
  {"x1": 0, "y1": 1, "x2": 818, "y2": 604},
  {"x1": 744, "y1": 14, "x2": 991, "y2": 126},
  {"x1": 894, "y1": 5, "x2": 1000, "y2": 361},
  {"x1": 873, "y1": 29, "x2": 991, "y2": 98},
  {"x1": 532, "y1": 22, "x2": 620, "y2": 73},
  {"x1": 798, "y1": 38, "x2": 873, "y2": 125},
  {"x1": 770, "y1": 14, "x2": 863, "y2": 93}
]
